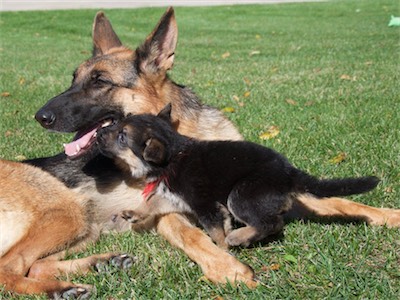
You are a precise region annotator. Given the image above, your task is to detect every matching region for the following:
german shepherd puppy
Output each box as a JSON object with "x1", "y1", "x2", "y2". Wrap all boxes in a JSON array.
[
  {"x1": 96, "y1": 104, "x2": 379, "y2": 249},
  {"x1": 25, "y1": 6, "x2": 399, "y2": 291},
  {"x1": 0, "y1": 159, "x2": 133, "y2": 298}
]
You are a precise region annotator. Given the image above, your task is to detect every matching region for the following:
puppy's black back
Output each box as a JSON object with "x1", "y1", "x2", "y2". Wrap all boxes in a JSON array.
[{"x1": 166, "y1": 141, "x2": 297, "y2": 206}]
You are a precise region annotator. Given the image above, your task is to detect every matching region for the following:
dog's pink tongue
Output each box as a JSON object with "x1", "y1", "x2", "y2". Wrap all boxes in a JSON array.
[{"x1": 64, "y1": 128, "x2": 97, "y2": 157}]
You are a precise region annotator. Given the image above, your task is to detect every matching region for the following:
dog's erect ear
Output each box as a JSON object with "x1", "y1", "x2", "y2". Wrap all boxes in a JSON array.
[
  {"x1": 143, "y1": 138, "x2": 166, "y2": 165},
  {"x1": 136, "y1": 7, "x2": 178, "y2": 73},
  {"x1": 157, "y1": 103, "x2": 172, "y2": 124},
  {"x1": 92, "y1": 11, "x2": 123, "y2": 56}
]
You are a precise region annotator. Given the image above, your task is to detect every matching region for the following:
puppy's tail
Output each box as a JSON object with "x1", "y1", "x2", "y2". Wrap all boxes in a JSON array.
[{"x1": 295, "y1": 171, "x2": 379, "y2": 198}]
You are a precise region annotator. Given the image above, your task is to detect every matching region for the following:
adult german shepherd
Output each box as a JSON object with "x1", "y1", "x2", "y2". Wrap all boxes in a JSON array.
[{"x1": 5, "y1": 5, "x2": 399, "y2": 297}]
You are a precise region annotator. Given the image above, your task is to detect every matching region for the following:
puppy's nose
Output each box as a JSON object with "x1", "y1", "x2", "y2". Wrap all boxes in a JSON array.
[{"x1": 35, "y1": 109, "x2": 56, "y2": 128}]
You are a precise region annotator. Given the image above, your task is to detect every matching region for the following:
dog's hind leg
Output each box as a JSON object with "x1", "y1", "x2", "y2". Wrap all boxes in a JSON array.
[
  {"x1": 0, "y1": 202, "x2": 94, "y2": 297},
  {"x1": 0, "y1": 235, "x2": 94, "y2": 298},
  {"x1": 225, "y1": 182, "x2": 287, "y2": 247},
  {"x1": 288, "y1": 194, "x2": 400, "y2": 227}
]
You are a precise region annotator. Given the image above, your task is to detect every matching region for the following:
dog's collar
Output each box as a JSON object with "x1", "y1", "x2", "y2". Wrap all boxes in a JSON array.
[{"x1": 142, "y1": 177, "x2": 164, "y2": 201}]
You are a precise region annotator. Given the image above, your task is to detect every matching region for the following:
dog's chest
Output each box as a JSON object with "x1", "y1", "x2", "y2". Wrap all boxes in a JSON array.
[{"x1": 154, "y1": 181, "x2": 192, "y2": 213}]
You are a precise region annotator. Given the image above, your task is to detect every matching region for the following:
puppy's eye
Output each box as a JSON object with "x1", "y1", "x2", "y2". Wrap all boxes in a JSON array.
[{"x1": 118, "y1": 132, "x2": 128, "y2": 147}]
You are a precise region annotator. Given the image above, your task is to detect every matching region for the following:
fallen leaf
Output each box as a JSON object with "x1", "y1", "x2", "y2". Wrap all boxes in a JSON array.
[
  {"x1": 259, "y1": 126, "x2": 280, "y2": 140},
  {"x1": 261, "y1": 263, "x2": 281, "y2": 271},
  {"x1": 284, "y1": 254, "x2": 298, "y2": 264},
  {"x1": 243, "y1": 91, "x2": 251, "y2": 98},
  {"x1": 1, "y1": 92, "x2": 10, "y2": 97},
  {"x1": 198, "y1": 276, "x2": 210, "y2": 283},
  {"x1": 19, "y1": 77, "x2": 26, "y2": 85},
  {"x1": 4, "y1": 130, "x2": 12, "y2": 137},
  {"x1": 340, "y1": 74, "x2": 351, "y2": 80},
  {"x1": 329, "y1": 152, "x2": 346, "y2": 164},
  {"x1": 384, "y1": 186, "x2": 393, "y2": 193},
  {"x1": 286, "y1": 99, "x2": 297, "y2": 106},
  {"x1": 340, "y1": 74, "x2": 356, "y2": 81},
  {"x1": 255, "y1": 34, "x2": 261, "y2": 40},
  {"x1": 249, "y1": 50, "x2": 260, "y2": 56},
  {"x1": 232, "y1": 95, "x2": 240, "y2": 102},
  {"x1": 15, "y1": 155, "x2": 27, "y2": 161},
  {"x1": 221, "y1": 52, "x2": 230, "y2": 59},
  {"x1": 243, "y1": 77, "x2": 251, "y2": 85},
  {"x1": 221, "y1": 107, "x2": 235, "y2": 113}
]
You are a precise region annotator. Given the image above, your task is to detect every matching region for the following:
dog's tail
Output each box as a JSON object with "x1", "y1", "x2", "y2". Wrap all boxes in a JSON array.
[{"x1": 294, "y1": 171, "x2": 379, "y2": 198}]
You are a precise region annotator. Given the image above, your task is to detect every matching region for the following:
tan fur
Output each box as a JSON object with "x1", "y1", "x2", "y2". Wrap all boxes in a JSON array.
[{"x1": 0, "y1": 160, "x2": 128, "y2": 297}]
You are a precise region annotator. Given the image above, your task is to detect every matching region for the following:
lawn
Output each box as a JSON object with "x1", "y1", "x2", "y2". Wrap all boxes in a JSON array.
[{"x1": 0, "y1": 0, "x2": 399, "y2": 299}]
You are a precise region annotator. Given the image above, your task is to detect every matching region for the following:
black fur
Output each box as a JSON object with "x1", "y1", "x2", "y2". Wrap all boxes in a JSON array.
[{"x1": 97, "y1": 105, "x2": 379, "y2": 247}]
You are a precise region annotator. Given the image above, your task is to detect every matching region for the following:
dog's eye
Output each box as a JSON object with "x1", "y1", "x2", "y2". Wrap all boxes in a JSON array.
[
  {"x1": 118, "y1": 132, "x2": 128, "y2": 147},
  {"x1": 91, "y1": 73, "x2": 112, "y2": 87}
]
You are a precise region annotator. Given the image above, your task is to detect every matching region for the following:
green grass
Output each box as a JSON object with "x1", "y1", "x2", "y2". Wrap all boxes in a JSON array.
[{"x1": 1, "y1": 0, "x2": 399, "y2": 299}]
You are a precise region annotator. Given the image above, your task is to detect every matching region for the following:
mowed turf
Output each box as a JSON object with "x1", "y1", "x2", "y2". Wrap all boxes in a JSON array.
[{"x1": 0, "y1": 0, "x2": 399, "y2": 299}]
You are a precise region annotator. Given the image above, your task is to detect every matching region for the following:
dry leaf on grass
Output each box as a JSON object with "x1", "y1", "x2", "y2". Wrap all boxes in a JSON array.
[
  {"x1": 261, "y1": 263, "x2": 281, "y2": 272},
  {"x1": 329, "y1": 152, "x2": 346, "y2": 164},
  {"x1": 1, "y1": 92, "x2": 10, "y2": 97},
  {"x1": 259, "y1": 126, "x2": 280, "y2": 140},
  {"x1": 221, "y1": 106, "x2": 235, "y2": 113},
  {"x1": 221, "y1": 52, "x2": 230, "y2": 59},
  {"x1": 286, "y1": 99, "x2": 297, "y2": 106},
  {"x1": 15, "y1": 155, "x2": 27, "y2": 161},
  {"x1": 340, "y1": 74, "x2": 357, "y2": 81}
]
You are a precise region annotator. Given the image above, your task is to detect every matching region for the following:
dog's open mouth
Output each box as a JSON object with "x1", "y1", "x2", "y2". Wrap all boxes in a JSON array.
[{"x1": 63, "y1": 119, "x2": 114, "y2": 158}]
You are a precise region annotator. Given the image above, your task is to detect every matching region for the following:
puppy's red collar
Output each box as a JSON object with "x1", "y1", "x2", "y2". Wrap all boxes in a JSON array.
[{"x1": 142, "y1": 177, "x2": 164, "y2": 201}]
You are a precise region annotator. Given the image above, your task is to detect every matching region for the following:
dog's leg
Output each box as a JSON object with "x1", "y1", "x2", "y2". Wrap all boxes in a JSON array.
[
  {"x1": 155, "y1": 213, "x2": 258, "y2": 288},
  {"x1": 291, "y1": 194, "x2": 400, "y2": 227},
  {"x1": 0, "y1": 271, "x2": 93, "y2": 299},
  {"x1": 0, "y1": 234, "x2": 94, "y2": 297},
  {"x1": 0, "y1": 200, "x2": 95, "y2": 297},
  {"x1": 28, "y1": 253, "x2": 135, "y2": 281}
]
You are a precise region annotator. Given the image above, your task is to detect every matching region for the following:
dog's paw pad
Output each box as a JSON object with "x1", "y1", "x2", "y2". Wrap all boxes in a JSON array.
[{"x1": 54, "y1": 285, "x2": 94, "y2": 300}]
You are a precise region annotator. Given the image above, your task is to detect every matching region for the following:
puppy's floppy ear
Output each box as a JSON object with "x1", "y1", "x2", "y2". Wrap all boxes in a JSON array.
[
  {"x1": 157, "y1": 103, "x2": 172, "y2": 123},
  {"x1": 143, "y1": 138, "x2": 166, "y2": 165}
]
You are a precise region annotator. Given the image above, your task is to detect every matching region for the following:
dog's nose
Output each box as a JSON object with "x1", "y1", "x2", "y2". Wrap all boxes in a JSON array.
[{"x1": 35, "y1": 109, "x2": 56, "y2": 128}]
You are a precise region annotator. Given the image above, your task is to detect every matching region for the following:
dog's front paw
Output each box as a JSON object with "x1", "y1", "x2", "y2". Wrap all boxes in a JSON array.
[
  {"x1": 52, "y1": 284, "x2": 94, "y2": 300},
  {"x1": 95, "y1": 254, "x2": 137, "y2": 273}
]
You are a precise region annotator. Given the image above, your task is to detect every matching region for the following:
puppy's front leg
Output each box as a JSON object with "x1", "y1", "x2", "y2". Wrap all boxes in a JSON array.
[{"x1": 197, "y1": 210, "x2": 229, "y2": 250}]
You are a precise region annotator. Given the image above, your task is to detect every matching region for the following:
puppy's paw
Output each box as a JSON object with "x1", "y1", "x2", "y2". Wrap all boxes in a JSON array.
[
  {"x1": 225, "y1": 229, "x2": 252, "y2": 247},
  {"x1": 121, "y1": 210, "x2": 143, "y2": 223}
]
